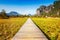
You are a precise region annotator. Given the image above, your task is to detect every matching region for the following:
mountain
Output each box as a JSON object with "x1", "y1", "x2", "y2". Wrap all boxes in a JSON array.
[{"x1": 6, "y1": 11, "x2": 19, "y2": 16}]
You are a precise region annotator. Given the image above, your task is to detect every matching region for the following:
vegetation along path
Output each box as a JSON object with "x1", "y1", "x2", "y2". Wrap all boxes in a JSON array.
[{"x1": 12, "y1": 18, "x2": 48, "y2": 40}]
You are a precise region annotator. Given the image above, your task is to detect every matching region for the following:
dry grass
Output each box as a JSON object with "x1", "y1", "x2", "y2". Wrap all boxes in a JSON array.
[{"x1": 0, "y1": 17, "x2": 27, "y2": 40}]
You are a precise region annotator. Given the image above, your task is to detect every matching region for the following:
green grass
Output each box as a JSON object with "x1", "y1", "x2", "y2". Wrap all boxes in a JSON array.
[{"x1": 32, "y1": 17, "x2": 60, "y2": 40}]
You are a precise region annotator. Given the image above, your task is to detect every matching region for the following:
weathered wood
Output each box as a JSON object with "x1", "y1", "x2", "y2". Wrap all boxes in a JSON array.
[{"x1": 12, "y1": 18, "x2": 48, "y2": 40}]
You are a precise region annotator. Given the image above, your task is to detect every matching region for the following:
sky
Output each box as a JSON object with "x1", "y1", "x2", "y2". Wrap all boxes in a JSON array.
[{"x1": 0, "y1": 0, "x2": 55, "y2": 15}]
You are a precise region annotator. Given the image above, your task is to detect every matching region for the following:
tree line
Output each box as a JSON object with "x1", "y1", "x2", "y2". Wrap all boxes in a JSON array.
[
  {"x1": 36, "y1": 0, "x2": 60, "y2": 17},
  {"x1": 0, "y1": 9, "x2": 29, "y2": 19}
]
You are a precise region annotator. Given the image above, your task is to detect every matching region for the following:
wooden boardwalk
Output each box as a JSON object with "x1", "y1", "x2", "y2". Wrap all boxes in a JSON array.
[{"x1": 12, "y1": 18, "x2": 48, "y2": 40}]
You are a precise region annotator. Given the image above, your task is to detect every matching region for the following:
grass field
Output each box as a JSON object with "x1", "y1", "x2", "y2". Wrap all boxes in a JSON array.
[
  {"x1": 32, "y1": 17, "x2": 60, "y2": 40},
  {"x1": 0, "y1": 17, "x2": 27, "y2": 40}
]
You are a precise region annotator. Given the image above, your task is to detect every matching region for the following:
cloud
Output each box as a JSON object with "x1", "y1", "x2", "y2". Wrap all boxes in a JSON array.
[{"x1": 0, "y1": 5, "x2": 37, "y2": 15}]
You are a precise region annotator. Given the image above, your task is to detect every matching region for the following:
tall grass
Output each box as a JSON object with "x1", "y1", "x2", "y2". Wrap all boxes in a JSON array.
[
  {"x1": 0, "y1": 17, "x2": 27, "y2": 40},
  {"x1": 32, "y1": 17, "x2": 60, "y2": 40}
]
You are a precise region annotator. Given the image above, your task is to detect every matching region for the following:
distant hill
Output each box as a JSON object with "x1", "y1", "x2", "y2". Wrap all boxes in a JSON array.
[{"x1": 6, "y1": 11, "x2": 20, "y2": 16}]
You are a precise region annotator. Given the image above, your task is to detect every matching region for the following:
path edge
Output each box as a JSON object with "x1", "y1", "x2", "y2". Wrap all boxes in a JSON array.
[
  {"x1": 31, "y1": 18, "x2": 51, "y2": 40},
  {"x1": 12, "y1": 18, "x2": 28, "y2": 39}
]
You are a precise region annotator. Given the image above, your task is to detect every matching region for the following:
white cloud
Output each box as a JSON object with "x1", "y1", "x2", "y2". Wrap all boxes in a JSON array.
[{"x1": 0, "y1": 5, "x2": 39, "y2": 15}]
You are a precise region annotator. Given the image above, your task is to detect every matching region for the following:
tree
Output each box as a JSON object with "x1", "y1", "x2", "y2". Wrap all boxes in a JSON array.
[
  {"x1": 54, "y1": 0, "x2": 60, "y2": 16},
  {"x1": 0, "y1": 9, "x2": 9, "y2": 19},
  {"x1": 40, "y1": 5, "x2": 46, "y2": 10}
]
